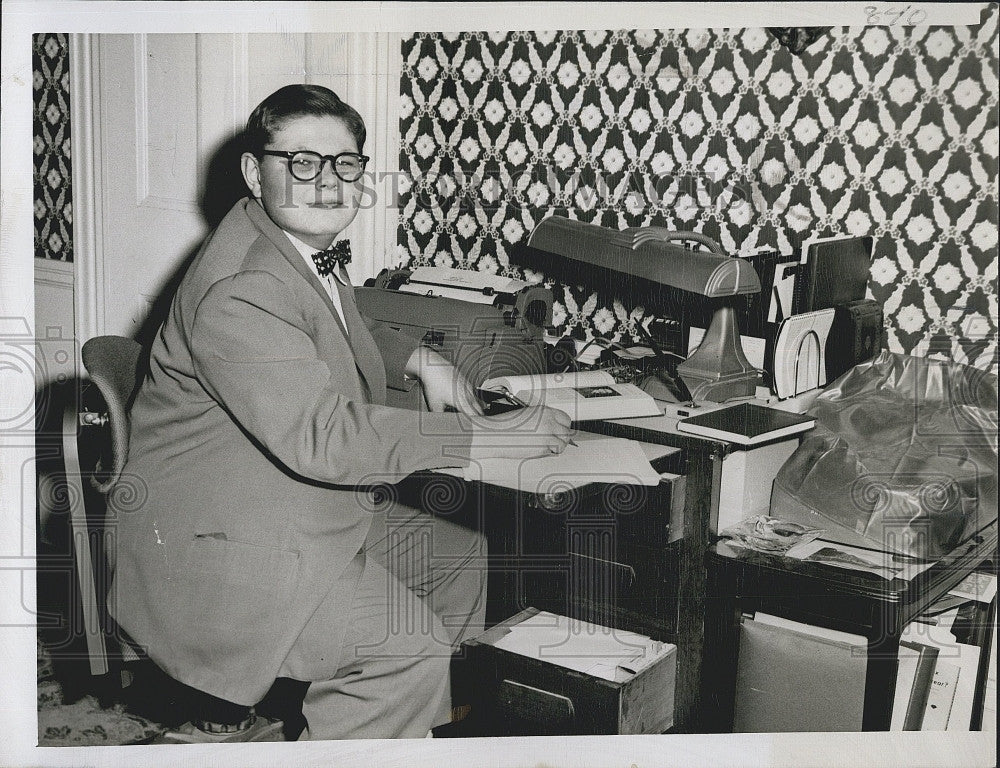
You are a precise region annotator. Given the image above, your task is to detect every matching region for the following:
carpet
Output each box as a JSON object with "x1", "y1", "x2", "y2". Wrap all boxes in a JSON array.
[{"x1": 36, "y1": 640, "x2": 168, "y2": 747}]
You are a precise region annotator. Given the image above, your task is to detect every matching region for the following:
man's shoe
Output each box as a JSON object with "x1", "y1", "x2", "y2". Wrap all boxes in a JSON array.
[{"x1": 150, "y1": 715, "x2": 286, "y2": 744}]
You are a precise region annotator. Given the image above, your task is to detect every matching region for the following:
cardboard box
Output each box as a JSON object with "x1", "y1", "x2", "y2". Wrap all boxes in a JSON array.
[{"x1": 462, "y1": 607, "x2": 677, "y2": 735}]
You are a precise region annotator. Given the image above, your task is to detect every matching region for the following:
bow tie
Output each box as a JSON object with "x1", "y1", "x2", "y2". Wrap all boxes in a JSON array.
[{"x1": 311, "y1": 240, "x2": 352, "y2": 277}]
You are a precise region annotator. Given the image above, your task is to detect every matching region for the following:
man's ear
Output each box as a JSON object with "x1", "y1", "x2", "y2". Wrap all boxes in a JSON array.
[{"x1": 241, "y1": 152, "x2": 262, "y2": 198}]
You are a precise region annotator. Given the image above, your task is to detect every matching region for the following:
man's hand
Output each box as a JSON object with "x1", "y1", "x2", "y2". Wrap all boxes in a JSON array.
[
  {"x1": 404, "y1": 345, "x2": 484, "y2": 415},
  {"x1": 468, "y1": 405, "x2": 574, "y2": 460}
]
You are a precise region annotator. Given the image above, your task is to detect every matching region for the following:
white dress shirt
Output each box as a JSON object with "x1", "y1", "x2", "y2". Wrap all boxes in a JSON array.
[{"x1": 284, "y1": 230, "x2": 351, "y2": 334}]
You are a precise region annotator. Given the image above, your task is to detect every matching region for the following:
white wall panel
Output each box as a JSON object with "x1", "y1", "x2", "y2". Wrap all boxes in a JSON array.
[
  {"x1": 34, "y1": 259, "x2": 77, "y2": 386},
  {"x1": 245, "y1": 33, "x2": 308, "y2": 110},
  {"x1": 135, "y1": 34, "x2": 199, "y2": 213}
]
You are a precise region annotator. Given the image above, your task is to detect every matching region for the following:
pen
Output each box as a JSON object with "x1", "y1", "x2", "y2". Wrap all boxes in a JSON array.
[{"x1": 503, "y1": 388, "x2": 578, "y2": 447}]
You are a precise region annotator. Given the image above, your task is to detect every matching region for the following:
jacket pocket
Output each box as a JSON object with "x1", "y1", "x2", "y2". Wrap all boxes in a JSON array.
[{"x1": 167, "y1": 536, "x2": 301, "y2": 671}]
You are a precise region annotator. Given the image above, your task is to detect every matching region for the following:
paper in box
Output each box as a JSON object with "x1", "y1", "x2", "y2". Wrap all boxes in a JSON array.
[{"x1": 462, "y1": 608, "x2": 677, "y2": 735}]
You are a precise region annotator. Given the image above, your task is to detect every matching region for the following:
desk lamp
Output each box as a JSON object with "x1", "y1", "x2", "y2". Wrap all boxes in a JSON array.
[{"x1": 518, "y1": 215, "x2": 762, "y2": 403}]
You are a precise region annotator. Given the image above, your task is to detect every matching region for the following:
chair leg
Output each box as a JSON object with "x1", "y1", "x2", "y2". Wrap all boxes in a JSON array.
[{"x1": 62, "y1": 398, "x2": 109, "y2": 676}]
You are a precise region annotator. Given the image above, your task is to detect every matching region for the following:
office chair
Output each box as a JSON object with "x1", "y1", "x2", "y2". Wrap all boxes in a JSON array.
[
  {"x1": 61, "y1": 335, "x2": 143, "y2": 678},
  {"x1": 65, "y1": 335, "x2": 293, "y2": 740}
]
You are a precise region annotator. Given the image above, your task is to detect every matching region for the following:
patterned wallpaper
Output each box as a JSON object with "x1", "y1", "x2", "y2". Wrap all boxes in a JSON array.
[
  {"x1": 33, "y1": 33, "x2": 73, "y2": 262},
  {"x1": 398, "y1": 12, "x2": 999, "y2": 371}
]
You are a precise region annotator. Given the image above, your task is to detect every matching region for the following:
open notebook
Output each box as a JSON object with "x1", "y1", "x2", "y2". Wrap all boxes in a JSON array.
[{"x1": 480, "y1": 370, "x2": 662, "y2": 421}]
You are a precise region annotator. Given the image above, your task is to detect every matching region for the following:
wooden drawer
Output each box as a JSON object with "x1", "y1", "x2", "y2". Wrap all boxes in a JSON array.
[{"x1": 463, "y1": 607, "x2": 677, "y2": 736}]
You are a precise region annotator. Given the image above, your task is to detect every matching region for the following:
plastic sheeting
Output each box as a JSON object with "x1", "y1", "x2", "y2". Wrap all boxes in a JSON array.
[{"x1": 771, "y1": 351, "x2": 998, "y2": 559}]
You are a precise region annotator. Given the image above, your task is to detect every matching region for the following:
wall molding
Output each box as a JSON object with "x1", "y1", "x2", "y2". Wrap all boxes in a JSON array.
[
  {"x1": 70, "y1": 33, "x2": 103, "y2": 343},
  {"x1": 374, "y1": 31, "x2": 403, "y2": 273},
  {"x1": 33, "y1": 257, "x2": 75, "y2": 289},
  {"x1": 133, "y1": 33, "x2": 149, "y2": 209},
  {"x1": 342, "y1": 32, "x2": 402, "y2": 280}
]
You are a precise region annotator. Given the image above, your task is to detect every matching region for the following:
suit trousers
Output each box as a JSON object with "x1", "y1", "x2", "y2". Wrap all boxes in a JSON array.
[{"x1": 277, "y1": 504, "x2": 488, "y2": 739}]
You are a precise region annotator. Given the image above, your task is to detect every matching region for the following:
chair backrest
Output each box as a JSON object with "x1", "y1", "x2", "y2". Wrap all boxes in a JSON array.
[{"x1": 80, "y1": 336, "x2": 143, "y2": 493}]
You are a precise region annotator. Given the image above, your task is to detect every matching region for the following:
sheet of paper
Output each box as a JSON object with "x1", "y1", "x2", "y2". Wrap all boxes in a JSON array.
[
  {"x1": 398, "y1": 266, "x2": 530, "y2": 304},
  {"x1": 899, "y1": 623, "x2": 982, "y2": 731},
  {"x1": 460, "y1": 436, "x2": 662, "y2": 492},
  {"x1": 768, "y1": 262, "x2": 799, "y2": 323},
  {"x1": 492, "y1": 610, "x2": 670, "y2": 682},
  {"x1": 398, "y1": 283, "x2": 497, "y2": 304},
  {"x1": 785, "y1": 538, "x2": 936, "y2": 581},
  {"x1": 948, "y1": 571, "x2": 998, "y2": 604},
  {"x1": 480, "y1": 370, "x2": 661, "y2": 420}
]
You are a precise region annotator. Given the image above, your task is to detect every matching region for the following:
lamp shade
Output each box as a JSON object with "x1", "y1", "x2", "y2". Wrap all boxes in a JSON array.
[{"x1": 525, "y1": 216, "x2": 760, "y2": 299}]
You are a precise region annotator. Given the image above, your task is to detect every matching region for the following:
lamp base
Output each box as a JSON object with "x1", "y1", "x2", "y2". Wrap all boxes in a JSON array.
[{"x1": 677, "y1": 305, "x2": 759, "y2": 403}]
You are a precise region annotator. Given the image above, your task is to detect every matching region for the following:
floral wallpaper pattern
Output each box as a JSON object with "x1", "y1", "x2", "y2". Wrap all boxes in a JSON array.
[
  {"x1": 398, "y1": 10, "x2": 998, "y2": 371},
  {"x1": 33, "y1": 33, "x2": 73, "y2": 262}
]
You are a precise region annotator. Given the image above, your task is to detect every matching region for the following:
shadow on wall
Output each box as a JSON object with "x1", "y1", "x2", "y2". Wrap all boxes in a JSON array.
[{"x1": 133, "y1": 131, "x2": 250, "y2": 350}]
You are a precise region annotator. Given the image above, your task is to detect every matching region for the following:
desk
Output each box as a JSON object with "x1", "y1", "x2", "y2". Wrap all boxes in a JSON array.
[
  {"x1": 400, "y1": 425, "x2": 720, "y2": 733},
  {"x1": 701, "y1": 524, "x2": 998, "y2": 731}
]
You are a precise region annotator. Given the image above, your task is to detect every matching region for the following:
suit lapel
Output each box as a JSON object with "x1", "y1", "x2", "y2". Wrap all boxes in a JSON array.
[
  {"x1": 332, "y1": 276, "x2": 386, "y2": 402},
  {"x1": 243, "y1": 199, "x2": 383, "y2": 400},
  {"x1": 244, "y1": 200, "x2": 351, "y2": 339}
]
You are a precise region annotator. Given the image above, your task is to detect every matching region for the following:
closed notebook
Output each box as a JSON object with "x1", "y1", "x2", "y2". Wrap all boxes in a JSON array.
[{"x1": 677, "y1": 402, "x2": 815, "y2": 446}]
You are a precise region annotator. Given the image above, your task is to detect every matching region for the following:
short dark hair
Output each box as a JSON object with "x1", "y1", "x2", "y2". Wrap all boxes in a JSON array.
[{"x1": 245, "y1": 84, "x2": 366, "y2": 155}]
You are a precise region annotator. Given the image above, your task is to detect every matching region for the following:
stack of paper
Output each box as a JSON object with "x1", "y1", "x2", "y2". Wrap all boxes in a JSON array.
[
  {"x1": 491, "y1": 610, "x2": 671, "y2": 683},
  {"x1": 784, "y1": 538, "x2": 937, "y2": 581},
  {"x1": 460, "y1": 436, "x2": 663, "y2": 493}
]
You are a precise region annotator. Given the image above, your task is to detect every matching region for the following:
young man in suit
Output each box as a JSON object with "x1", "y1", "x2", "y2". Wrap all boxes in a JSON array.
[{"x1": 110, "y1": 84, "x2": 571, "y2": 741}]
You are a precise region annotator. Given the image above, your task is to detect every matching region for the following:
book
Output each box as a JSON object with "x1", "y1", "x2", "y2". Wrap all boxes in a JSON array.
[
  {"x1": 480, "y1": 370, "x2": 662, "y2": 421},
  {"x1": 676, "y1": 402, "x2": 815, "y2": 446}
]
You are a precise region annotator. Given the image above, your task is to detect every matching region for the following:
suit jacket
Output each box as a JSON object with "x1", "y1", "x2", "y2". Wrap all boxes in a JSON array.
[{"x1": 110, "y1": 198, "x2": 472, "y2": 704}]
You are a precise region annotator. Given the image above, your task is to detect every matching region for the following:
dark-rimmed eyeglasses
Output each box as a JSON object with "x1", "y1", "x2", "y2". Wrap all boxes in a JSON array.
[{"x1": 260, "y1": 150, "x2": 370, "y2": 183}]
